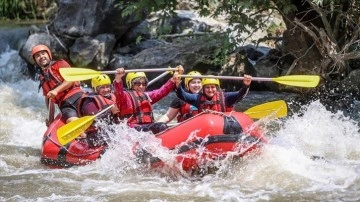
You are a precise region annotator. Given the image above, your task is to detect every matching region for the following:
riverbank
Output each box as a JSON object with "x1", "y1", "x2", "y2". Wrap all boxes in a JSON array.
[{"x1": 0, "y1": 19, "x2": 48, "y2": 28}]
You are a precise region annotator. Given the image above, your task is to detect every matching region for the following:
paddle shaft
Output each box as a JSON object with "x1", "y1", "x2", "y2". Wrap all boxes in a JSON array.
[
  {"x1": 47, "y1": 99, "x2": 55, "y2": 126},
  {"x1": 85, "y1": 68, "x2": 178, "y2": 75},
  {"x1": 148, "y1": 71, "x2": 171, "y2": 86},
  {"x1": 180, "y1": 74, "x2": 320, "y2": 88},
  {"x1": 180, "y1": 75, "x2": 272, "y2": 81},
  {"x1": 57, "y1": 70, "x2": 172, "y2": 145},
  {"x1": 95, "y1": 104, "x2": 114, "y2": 118}
]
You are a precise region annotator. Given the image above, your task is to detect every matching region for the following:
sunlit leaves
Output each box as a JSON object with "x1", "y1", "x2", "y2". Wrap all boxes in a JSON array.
[
  {"x1": 0, "y1": 0, "x2": 38, "y2": 20},
  {"x1": 116, "y1": 0, "x2": 360, "y2": 67}
]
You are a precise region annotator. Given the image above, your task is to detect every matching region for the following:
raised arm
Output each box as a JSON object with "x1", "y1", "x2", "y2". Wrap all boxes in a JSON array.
[
  {"x1": 175, "y1": 85, "x2": 199, "y2": 107},
  {"x1": 224, "y1": 87, "x2": 249, "y2": 106},
  {"x1": 224, "y1": 74, "x2": 252, "y2": 106},
  {"x1": 147, "y1": 79, "x2": 176, "y2": 104},
  {"x1": 156, "y1": 98, "x2": 182, "y2": 123},
  {"x1": 147, "y1": 65, "x2": 184, "y2": 104},
  {"x1": 114, "y1": 68, "x2": 133, "y2": 110}
]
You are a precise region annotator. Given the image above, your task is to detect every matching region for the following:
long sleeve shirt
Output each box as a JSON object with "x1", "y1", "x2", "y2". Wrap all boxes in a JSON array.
[
  {"x1": 175, "y1": 85, "x2": 249, "y2": 108},
  {"x1": 114, "y1": 79, "x2": 176, "y2": 115}
]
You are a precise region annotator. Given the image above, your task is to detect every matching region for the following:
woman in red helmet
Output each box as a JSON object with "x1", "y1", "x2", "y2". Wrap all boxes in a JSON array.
[
  {"x1": 31, "y1": 44, "x2": 84, "y2": 126},
  {"x1": 175, "y1": 75, "x2": 252, "y2": 113}
]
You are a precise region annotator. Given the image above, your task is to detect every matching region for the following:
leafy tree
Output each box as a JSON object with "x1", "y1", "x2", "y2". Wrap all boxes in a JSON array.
[
  {"x1": 0, "y1": 0, "x2": 54, "y2": 20},
  {"x1": 119, "y1": 0, "x2": 360, "y2": 80}
]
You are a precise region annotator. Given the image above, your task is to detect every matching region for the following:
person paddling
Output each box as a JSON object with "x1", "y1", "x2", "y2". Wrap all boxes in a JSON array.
[
  {"x1": 114, "y1": 66, "x2": 183, "y2": 134},
  {"x1": 31, "y1": 44, "x2": 85, "y2": 129},
  {"x1": 175, "y1": 74, "x2": 252, "y2": 112},
  {"x1": 77, "y1": 74, "x2": 119, "y2": 146}
]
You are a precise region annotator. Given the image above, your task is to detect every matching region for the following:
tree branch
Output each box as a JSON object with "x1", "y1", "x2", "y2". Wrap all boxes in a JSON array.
[
  {"x1": 293, "y1": 18, "x2": 325, "y2": 56},
  {"x1": 306, "y1": 0, "x2": 338, "y2": 50},
  {"x1": 286, "y1": 43, "x2": 316, "y2": 75}
]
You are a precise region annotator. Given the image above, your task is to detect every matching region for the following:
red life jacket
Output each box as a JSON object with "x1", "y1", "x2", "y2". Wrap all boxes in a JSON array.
[
  {"x1": 39, "y1": 60, "x2": 82, "y2": 105},
  {"x1": 177, "y1": 102, "x2": 199, "y2": 122},
  {"x1": 197, "y1": 91, "x2": 234, "y2": 112},
  {"x1": 77, "y1": 93, "x2": 116, "y2": 117},
  {"x1": 76, "y1": 93, "x2": 117, "y2": 135},
  {"x1": 119, "y1": 90, "x2": 154, "y2": 125}
]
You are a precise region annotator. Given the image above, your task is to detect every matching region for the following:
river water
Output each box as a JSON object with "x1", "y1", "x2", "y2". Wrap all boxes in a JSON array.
[{"x1": 1, "y1": 36, "x2": 360, "y2": 201}]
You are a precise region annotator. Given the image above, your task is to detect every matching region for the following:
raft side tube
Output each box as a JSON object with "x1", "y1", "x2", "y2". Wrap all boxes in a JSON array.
[{"x1": 40, "y1": 114, "x2": 106, "y2": 167}]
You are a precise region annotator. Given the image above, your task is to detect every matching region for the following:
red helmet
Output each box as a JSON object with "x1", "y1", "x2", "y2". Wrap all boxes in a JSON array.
[{"x1": 31, "y1": 44, "x2": 52, "y2": 60}]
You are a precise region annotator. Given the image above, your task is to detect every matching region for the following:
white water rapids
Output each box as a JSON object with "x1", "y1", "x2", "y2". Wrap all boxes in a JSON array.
[{"x1": 0, "y1": 49, "x2": 359, "y2": 201}]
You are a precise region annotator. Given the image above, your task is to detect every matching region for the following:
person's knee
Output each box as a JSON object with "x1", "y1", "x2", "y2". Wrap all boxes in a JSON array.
[{"x1": 61, "y1": 107, "x2": 79, "y2": 121}]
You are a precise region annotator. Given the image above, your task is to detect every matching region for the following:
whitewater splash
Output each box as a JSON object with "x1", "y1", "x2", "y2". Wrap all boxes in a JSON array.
[
  {"x1": 75, "y1": 100, "x2": 360, "y2": 182},
  {"x1": 1, "y1": 49, "x2": 360, "y2": 200},
  {"x1": 0, "y1": 49, "x2": 46, "y2": 147},
  {"x1": 256, "y1": 101, "x2": 360, "y2": 192}
]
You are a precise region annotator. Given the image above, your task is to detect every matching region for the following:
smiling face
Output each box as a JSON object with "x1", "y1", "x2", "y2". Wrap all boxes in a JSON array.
[
  {"x1": 96, "y1": 84, "x2": 112, "y2": 97},
  {"x1": 203, "y1": 84, "x2": 218, "y2": 98},
  {"x1": 187, "y1": 78, "x2": 202, "y2": 94},
  {"x1": 132, "y1": 77, "x2": 147, "y2": 92},
  {"x1": 33, "y1": 50, "x2": 51, "y2": 68}
]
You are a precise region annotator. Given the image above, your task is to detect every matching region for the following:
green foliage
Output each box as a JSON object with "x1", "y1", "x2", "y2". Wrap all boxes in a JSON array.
[
  {"x1": 135, "y1": 36, "x2": 143, "y2": 45},
  {"x1": 116, "y1": 0, "x2": 178, "y2": 36},
  {"x1": 274, "y1": 0, "x2": 297, "y2": 14},
  {"x1": 0, "y1": 0, "x2": 20, "y2": 19},
  {"x1": 156, "y1": 23, "x2": 173, "y2": 35},
  {"x1": 211, "y1": 32, "x2": 234, "y2": 66},
  {"x1": 115, "y1": 0, "x2": 296, "y2": 64},
  {"x1": 267, "y1": 22, "x2": 285, "y2": 37},
  {"x1": 116, "y1": 0, "x2": 178, "y2": 20},
  {"x1": 118, "y1": 0, "x2": 360, "y2": 70},
  {"x1": 0, "y1": 0, "x2": 38, "y2": 20}
]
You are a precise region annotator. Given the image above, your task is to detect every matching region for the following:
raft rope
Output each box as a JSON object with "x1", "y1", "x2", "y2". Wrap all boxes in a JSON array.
[
  {"x1": 200, "y1": 109, "x2": 266, "y2": 156},
  {"x1": 202, "y1": 109, "x2": 234, "y2": 117}
]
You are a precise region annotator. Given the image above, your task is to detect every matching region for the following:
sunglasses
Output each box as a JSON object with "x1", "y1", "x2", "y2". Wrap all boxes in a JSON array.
[
  {"x1": 98, "y1": 85, "x2": 112, "y2": 90},
  {"x1": 133, "y1": 82, "x2": 147, "y2": 87}
]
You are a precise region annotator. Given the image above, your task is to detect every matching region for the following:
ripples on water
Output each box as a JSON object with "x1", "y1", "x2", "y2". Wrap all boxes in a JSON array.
[{"x1": 1, "y1": 50, "x2": 360, "y2": 201}]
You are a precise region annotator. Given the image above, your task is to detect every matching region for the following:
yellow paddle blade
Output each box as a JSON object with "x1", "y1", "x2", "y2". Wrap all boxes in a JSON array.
[
  {"x1": 57, "y1": 115, "x2": 96, "y2": 146},
  {"x1": 60, "y1": 68, "x2": 101, "y2": 81},
  {"x1": 244, "y1": 100, "x2": 287, "y2": 119},
  {"x1": 272, "y1": 75, "x2": 320, "y2": 88}
]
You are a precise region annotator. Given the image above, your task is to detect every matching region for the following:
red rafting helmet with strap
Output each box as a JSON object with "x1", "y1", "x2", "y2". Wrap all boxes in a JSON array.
[{"x1": 31, "y1": 44, "x2": 53, "y2": 60}]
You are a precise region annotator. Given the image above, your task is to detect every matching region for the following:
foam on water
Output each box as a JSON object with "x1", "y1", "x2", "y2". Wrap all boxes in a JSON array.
[
  {"x1": 235, "y1": 100, "x2": 360, "y2": 197},
  {"x1": 0, "y1": 50, "x2": 46, "y2": 147},
  {"x1": 274, "y1": 100, "x2": 359, "y2": 160},
  {"x1": 1, "y1": 49, "x2": 360, "y2": 201}
]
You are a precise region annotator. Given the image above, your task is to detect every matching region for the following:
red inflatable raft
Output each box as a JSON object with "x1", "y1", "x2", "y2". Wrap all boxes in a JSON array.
[
  {"x1": 41, "y1": 111, "x2": 266, "y2": 172},
  {"x1": 134, "y1": 111, "x2": 267, "y2": 172},
  {"x1": 40, "y1": 114, "x2": 107, "y2": 168}
]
